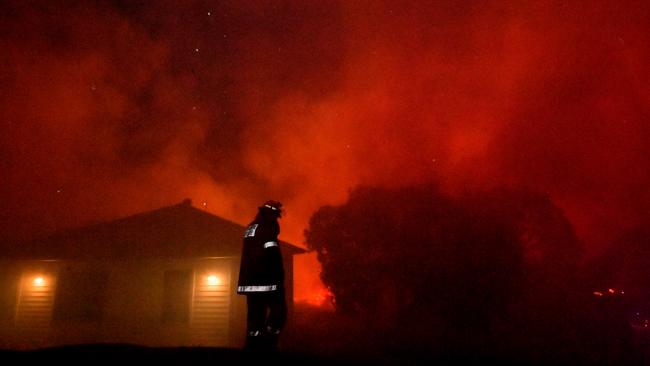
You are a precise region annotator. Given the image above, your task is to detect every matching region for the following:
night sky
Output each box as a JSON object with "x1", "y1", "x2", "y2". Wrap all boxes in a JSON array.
[{"x1": 1, "y1": 0, "x2": 649, "y2": 303}]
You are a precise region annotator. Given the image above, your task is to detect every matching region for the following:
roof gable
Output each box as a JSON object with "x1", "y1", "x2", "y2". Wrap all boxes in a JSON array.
[{"x1": 4, "y1": 200, "x2": 305, "y2": 259}]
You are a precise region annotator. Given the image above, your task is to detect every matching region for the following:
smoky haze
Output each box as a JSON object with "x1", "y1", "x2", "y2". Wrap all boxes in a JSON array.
[{"x1": 1, "y1": 1, "x2": 650, "y2": 301}]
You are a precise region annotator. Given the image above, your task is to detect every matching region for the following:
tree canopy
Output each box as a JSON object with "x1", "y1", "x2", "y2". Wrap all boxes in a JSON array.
[{"x1": 305, "y1": 184, "x2": 585, "y2": 357}]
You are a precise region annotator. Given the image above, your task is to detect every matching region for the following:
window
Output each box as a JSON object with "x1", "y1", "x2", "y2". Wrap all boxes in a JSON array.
[
  {"x1": 162, "y1": 270, "x2": 192, "y2": 323},
  {"x1": 53, "y1": 270, "x2": 109, "y2": 322}
]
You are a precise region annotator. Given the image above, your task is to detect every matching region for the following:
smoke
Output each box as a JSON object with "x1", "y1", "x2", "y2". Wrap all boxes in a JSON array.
[{"x1": 1, "y1": 1, "x2": 650, "y2": 301}]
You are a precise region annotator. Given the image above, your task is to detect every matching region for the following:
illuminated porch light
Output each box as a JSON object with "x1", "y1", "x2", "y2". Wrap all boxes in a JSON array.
[
  {"x1": 33, "y1": 277, "x2": 45, "y2": 286},
  {"x1": 206, "y1": 275, "x2": 220, "y2": 286}
]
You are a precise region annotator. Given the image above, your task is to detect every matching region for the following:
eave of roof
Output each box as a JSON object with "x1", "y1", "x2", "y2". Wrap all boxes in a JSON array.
[{"x1": 1, "y1": 200, "x2": 306, "y2": 260}]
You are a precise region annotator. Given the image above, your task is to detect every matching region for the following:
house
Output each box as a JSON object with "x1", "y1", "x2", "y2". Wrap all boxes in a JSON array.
[{"x1": 0, "y1": 199, "x2": 305, "y2": 349}]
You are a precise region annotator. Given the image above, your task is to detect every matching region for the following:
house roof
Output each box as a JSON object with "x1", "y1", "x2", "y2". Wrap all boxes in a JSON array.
[{"x1": 2, "y1": 199, "x2": 306, "y2": 260}]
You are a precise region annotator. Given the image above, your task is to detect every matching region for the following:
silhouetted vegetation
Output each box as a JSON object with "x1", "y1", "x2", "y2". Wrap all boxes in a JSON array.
[{"x1": 303, "y1": 185, "x2": 645, "y2": 364}]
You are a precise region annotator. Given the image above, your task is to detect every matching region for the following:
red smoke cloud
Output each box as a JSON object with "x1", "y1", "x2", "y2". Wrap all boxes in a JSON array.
[{"x1": 1, "y1": 1, "x2": 649, "y2": 302}]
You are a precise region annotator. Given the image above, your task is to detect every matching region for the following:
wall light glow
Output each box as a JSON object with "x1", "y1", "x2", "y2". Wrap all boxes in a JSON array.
[
  {"x1": 33, "y1": 277, "x2": 45, "y2": 286},
  {"x1": 206, "y1": 275, "x2": 220, "y2": 286}
]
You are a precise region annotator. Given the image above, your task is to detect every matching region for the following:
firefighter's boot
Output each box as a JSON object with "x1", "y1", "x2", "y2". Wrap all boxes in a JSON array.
[
  {"x1": 264, "y1": 326, "x2": 280, "y2": 352},
  {"x1": 244, "y1": 330, "x2": 264, "y2": 352}
]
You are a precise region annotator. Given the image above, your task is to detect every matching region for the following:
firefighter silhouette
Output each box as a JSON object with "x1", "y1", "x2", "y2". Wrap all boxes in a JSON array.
[{"x1": 237, "y1": 200, "x2": 287, "y2": 351}]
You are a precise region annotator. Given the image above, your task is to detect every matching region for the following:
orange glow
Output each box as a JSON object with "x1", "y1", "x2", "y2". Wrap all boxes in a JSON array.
[
  {"x1": 32, "y1": 277, "x2": 45, "y2": 286},
  {"x1": 2, "y1": 1, "x2": 650, "y2": 306},
  {"x1": 302, "y1": 288, "x2": 333, "y2": 308},
  {"x1": 206, "y1": 275, "x2": 220, "y2": 286}
]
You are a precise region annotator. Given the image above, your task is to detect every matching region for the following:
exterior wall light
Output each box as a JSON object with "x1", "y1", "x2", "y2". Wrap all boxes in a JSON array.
[{"x1": 206, "y1": 275, "x2": 220, "y2": 286}]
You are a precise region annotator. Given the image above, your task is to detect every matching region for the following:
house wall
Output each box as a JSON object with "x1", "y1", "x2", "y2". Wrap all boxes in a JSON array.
[
  {"x1": 284, "y1": 254, "x2": 295, "y2": 319},
  {"x1": 0, "y1": 263, "x2": 21, "y2": 348},
  {"x1": 0, "y1": 258, "x2": 249, "y2": 349},
  {"x1": 0, "y1": 254, "x2": 299, "y2": 350},
  {"x1": 0, "y1": 260, "x2": 60, "y2": 349}
]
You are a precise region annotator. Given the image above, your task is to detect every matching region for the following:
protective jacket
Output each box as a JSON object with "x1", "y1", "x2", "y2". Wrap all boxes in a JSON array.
[{"x1": 237, "y1": 217, "x2": 284, "y2": 293}]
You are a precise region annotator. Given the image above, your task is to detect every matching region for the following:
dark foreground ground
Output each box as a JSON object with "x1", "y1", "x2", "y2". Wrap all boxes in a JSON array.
[
  {"x1": 0, "y1": 344, "x2": 573, "y2": 366},
  {"x1": 2, "y1": 344, "x2": 647, "y2": 366},
  {"x1": 6, "y1": 345, "x2": 326, "y2": 365},
  {"x1": 0, "y1": 344, "x2": 345, "y2": 366},
  {"x1": 0, "y1": 344, "x2": 514, "y2": 366},
  {"x1": 1, "y1": 303, "x2": 648, "y2": 366}
]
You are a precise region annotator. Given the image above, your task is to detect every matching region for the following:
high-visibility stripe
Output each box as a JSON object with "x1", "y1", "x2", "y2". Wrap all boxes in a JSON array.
[
  {"x1": 237, "y1": 285, "x2": 277, "y2": 292},
  {"x1": 244, "y1": 224, "x2": 258, "y2": 238},
  {"x1": 264, "y1": 204, "x2": 279, "y2": 211},
  {"x1": 264, "y1": 241, "x2": 278, "y2": 249}
]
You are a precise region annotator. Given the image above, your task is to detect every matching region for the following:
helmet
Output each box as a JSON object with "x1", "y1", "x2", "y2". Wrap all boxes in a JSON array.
[{"x1": 259, "y1": 200, "x2": 283, "y2": 217}]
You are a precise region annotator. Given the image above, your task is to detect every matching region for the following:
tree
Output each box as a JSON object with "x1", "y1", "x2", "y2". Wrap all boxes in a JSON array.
[{"x1": 305, "y1": 184, "x2": 583, "y2": 358}]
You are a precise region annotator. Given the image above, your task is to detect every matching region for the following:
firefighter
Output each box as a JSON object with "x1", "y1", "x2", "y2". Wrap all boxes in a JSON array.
[{"x1": 237, "y1": 200, "x2": 287, "y2": 351}]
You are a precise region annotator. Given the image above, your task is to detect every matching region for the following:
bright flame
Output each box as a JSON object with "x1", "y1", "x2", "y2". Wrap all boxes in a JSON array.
[
  {"x1": 33, "y1": 277, "x2": 45, "y2": 286},
  {"x1": 303, "y1": 288, "x2": 334, "y2": 308},
  {"x1": 206, "y1": 275, "x2": 220, "y2": 286}
]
